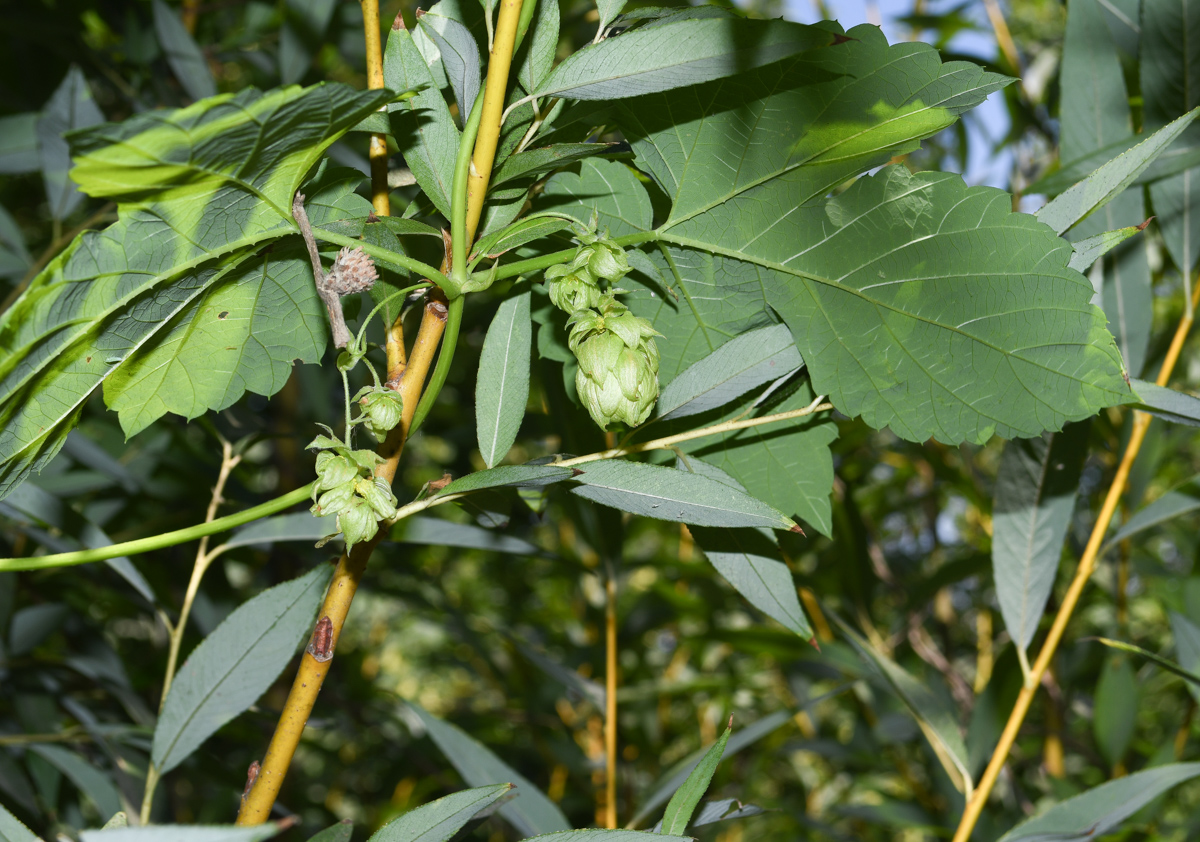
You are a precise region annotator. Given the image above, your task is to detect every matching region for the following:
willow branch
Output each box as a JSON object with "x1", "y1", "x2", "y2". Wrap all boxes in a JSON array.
[{"x1": 951, "y1": 282, "x2": 1200, "y2": 842}]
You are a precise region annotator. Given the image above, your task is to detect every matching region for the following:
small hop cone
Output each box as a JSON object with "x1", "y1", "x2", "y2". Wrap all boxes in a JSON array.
[
  {"x1": 355, "y1": 476, "x2": 398, "y2": 520},
  {"x1": 357, "y1": 387, "x2": 404, "y2": 441},
  {"x1": 337, "y1": 497, "x2": 379, "y2": 551},
  {"x1": 327, "y1": 246, "x2": 378, "y2": 295},
  {"x1": 312, "y1": 482, "x2": 357, "y2": 517},
  {"x1": 569, "y1": 300, "x2": 660, "y2": 429},
  {"x1": 312, "y1": 452, "x2": 360, "y2": 499},
  {"x1": 546, "y1": 261, "x2": 602, "y2": 312}
]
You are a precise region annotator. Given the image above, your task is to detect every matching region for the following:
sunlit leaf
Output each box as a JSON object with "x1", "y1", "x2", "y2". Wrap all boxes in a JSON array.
[{"x1": 476, "y1": 291, "x2": 532, "y2": 468}]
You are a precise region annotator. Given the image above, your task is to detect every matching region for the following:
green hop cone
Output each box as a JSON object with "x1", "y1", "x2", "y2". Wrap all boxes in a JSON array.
[
  {"x1": 312, "y1": 451, "x2": 360, "y2": 499},
  {"x1": 545, "y1": 260, "x2": 601, "y2": 312},
  {"x1": 568, "y1": 296, "x2": 660, "y2": 429},
  {"x1": 337, "y1": 497, "x2": 378, "y2": 551},
  {"x1": 312, "y1": 482, "x2": 357, "y2": 517},
  {"x1": 355, "y1": 476, "x2": 398, "y2": 520},
  {"x1": 355, "y1": 386, "x2": 404, "y2": 441}
]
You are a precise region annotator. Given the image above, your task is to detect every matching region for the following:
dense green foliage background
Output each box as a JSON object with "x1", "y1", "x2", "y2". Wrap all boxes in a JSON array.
[{"x1": 3, "y1": 0, "x2": 1200, "y2": 840}]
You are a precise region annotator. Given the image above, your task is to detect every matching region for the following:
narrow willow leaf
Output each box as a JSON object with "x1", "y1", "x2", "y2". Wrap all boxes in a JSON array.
[
  {"x1": 657, "y1": 324, "x2": 801, "y2": 420},
  {"x1": 1037, "y1": 109, "x2": 1199, "y2": 236},
  {"x1": 532, "y1": 16, "x2": 835, "y2": 101},
  {"x1": 1131, "y1": 379, "x2": 1200, "y2": 426},
  {"x1": 540, "y1": 158, "x2": 651, "y2": 238},
  {"x1": 418, "y1": 13, "x2": 481, "y2": 119},
  {"x1": 1143, "y1": 0, "x2": 1200, "y2": 277},
  {"x1": 0, "y1": 204, "x2": 31, "y2": 280},
  {"x1": 596, "y1": 0, "x2": 625, "y2": 33},
  {"x1": 152, "y1": 565, "x2": 333, "y2": 774},
  {"x1": 631, "y1": 710, "x2": 791, "y2": 827},
  {"x1": 440, "y1": 464, "x2": 573, "y2": 496},
  {"x1": 571, "y1": 460, "x2": 798, "y2": 530},
  {"x1": 659, "y1": 720, "x2": 731, "y2": 834},
  {"x1": 472, "y1": 216, "x2": 572, "y2": 260},
  {"x1": 692, "y1": 526, "x2": 812, "y2": 638},
  {"x1": 100, "y1": 814, "x2": 127, "y2": 830},
  {"x1": 384, "y1": 23, "x2": 461, "y2": 219},
  {"x1": 1105, "y1": 477, "x2": 1200, "y2": 549},
  {"x1": 515, "y1": 0, "x2": 559, "y2": 94},
  {"x1": 492, "y1": 143, "x2": 618, "y2": 188},
  {"x1": 369, "y1": 784, "x2": 512, "y2": 842},
  {"x1": 514, "y1": 640, "x2": 606, "y2": 706},
  {"x1": 151, "y1": 0, "x2": 217, "y2": 101},
  {"x1": 81, "y1": 825, "x2": 285, "y2": 842},
  {"x1": 996, "y1": 763, "x2": 1200, "y2": 842},
  {"x1": 1173, "y1": 614, "x2": 1200, "y2": 703},
  {"x1": 0, "y1": 801, "x2": 40, "y2": 842},
  {"x1": 1067, "y1": 225, "x2": 1146, "y2": 272},
  {"x1": 476, "y1": 291, "x2": 532, "y2": 468},
  {"x1": 0, "y1": 114, "x2": 39, "y2": 175},
  {"x1": 278, "y1": 0, "x2": 338, "y2": 84},
  {"x1": 405, "y1": 703, "x2": 571, "y2": 836},
  {"x1": 992, "y1": 427, "x2": 1087, "y2": 655},
  {"x1": 835, "y1": 616, "x2": 972, "y2": 796},
  {"x1": 0, "y1": 84, "x2": 388, "y2": 500},
  {"x1": 520, "y1": 834, "x2": 687, "y2": 842},
  {"x1": 305, "y1": 821, "x2": 352, "y2": 842},
  {"x1": 26, "y1": 745, "x2": 120, "y2": 821},
  {"x1": 691, "y1": 799, "x2": 766, "y2": 826},
  {"x1": 36, "y1": 66, "x2": 103, "y2": 221},
  {"x1": 1089, "y1": 633, "x2": 1200, "y2": 693},
  {"x1": 1093, "y1": 654, "x2": 1138, "y2": 766}
]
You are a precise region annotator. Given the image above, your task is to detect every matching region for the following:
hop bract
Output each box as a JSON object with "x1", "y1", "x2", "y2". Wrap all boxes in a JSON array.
[
  {"x1": 355, "y1": 386, "x2": 404, "y2": 442},
  {"x1": 568, "y1": 295, "x2": 660, "y2": 429},
  {"x1": 545, "y1": 257, "x2": 602, "y2": 313}
]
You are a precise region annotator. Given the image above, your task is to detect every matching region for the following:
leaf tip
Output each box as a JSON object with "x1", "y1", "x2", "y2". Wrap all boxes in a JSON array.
[
  {"x1": 789, "y1": 523, "x2": 806, "y2": 536},
  {"x1": 392, "y1": 10, "x2": 406, "y2": 29},
  {"x1": 571, "y1": 467, "x2": 585, "y2": 477},
  {"x1": 831, "y1": 32, "x2": 857, "y2": 45},
  {"x1": 1137, "y1": 216, "x2": 1154, "y2": 231},
  {"x1": 808, "y1": 635, "x2": 821, "y2": 651}
]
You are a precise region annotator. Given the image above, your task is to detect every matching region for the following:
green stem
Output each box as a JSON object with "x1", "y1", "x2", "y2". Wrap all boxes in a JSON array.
[
  {"x1": 409, "y1": 295, "x2": 465, "y2": 435},
  {"x1": 452, "y1": 92, "x2": 487, "y2": 290},
  {"x1": 0, "y1": 484, "x2": 314, "y2": 572},
  {"x1": 311, "y1": 229, "x2": 451, "y2": 291},
  {"x1": 482, "y1": 231, "x2": 658, "y2": 282}
]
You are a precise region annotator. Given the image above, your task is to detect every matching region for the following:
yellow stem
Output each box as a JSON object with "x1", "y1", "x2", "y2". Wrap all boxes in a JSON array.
[
  {"x1": 465, "y1": 0, "x2": 526, "y2": 242},
  {"x1": 952, "y1": 282, "x2": 1200, "y2": 842},
  {"x1": 605, "y1": 573, "x2": 618, "y2": 829},
  {"x1": 363, "y1": 0, "x2": 390, "y2": 217}
]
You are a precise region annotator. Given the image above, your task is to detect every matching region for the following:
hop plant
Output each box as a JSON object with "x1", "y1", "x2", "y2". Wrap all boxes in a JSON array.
[
  {"x1": 545, "y1": 258, "x2": 601, "y2": 312},
  {"x1": 568, "y1": 295, "x2": 661, "y2": 429},
  {"x1": 307, "y1": 430, "x2": 397, "y2": 551},
  {"x1": 353, "y1": 386, "x2": 404, "y2": 441}
]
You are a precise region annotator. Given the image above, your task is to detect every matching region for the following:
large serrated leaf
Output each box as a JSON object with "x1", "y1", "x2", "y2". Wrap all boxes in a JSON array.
[
  {"x1": 368, "y1": 784, "x2": 512, "y2": 842},
  {"x1": 152, "y1": 565, "x2": 333, "y2": 774},
  {"x1": 996, "y1": 764, "x2": 1200, "y2": 841},
  {"x1": 540, "y1": 158, "x2": 651, "y2": 238},
  {"x1": 617, "y1": 28, "x2": 1124, "y2": 444},
  {"x1": 531, "y1": 16, "x2": 835, "y2": 101},
  {"x1": 571, "y1": 460, "x2": 798, "y2": 530},
  {"x1": 476, "y1": 291, "x2": 531, "y2": 468},
  {"x1": 0, "y1": 84, "x2": 389, "y2": 498},
  {"x1": 992, "y1": 426, "x2": 1088, "y2": 655},
  {"x1": 405, "y1": 704, "x2": 570, "y2": 836}
]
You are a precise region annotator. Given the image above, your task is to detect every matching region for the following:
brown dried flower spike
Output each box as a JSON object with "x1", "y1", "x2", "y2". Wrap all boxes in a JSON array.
[{"x1": 326, "y1": 247, "x2": 378, "y2": 296}]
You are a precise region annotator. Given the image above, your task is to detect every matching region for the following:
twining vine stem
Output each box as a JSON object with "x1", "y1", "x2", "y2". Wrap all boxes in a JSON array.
[
  {"x1": 141, "y1": 436, "x2": 242, "y2": 824},
  {"x1": 951, "y1": 281, "x2": 1200, "y2": 842}
]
